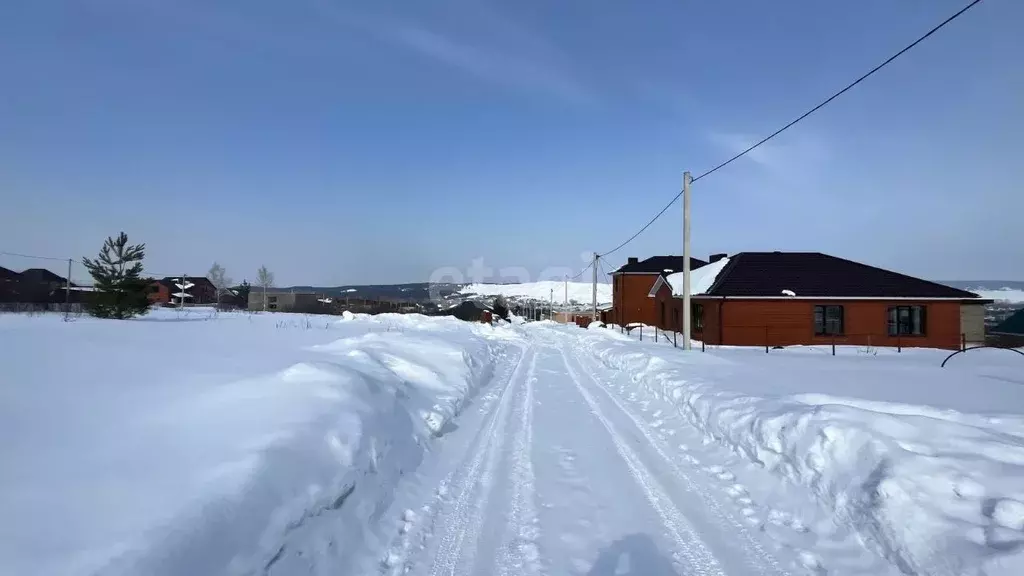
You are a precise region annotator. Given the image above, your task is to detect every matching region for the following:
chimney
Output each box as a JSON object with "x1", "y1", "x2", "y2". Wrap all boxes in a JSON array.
[
  {"x1": 709, "y1": 253, "x2": 727, "y2": 263},
  {"x1": 627, "y1": 257, "x2": 639, "y2": 265}
]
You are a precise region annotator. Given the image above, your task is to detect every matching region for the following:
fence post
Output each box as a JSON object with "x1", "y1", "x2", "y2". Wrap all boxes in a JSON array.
[
  {"x1": 832, "y1": 335, "x2": 836, "y2": 356},
  {"x1": 655, "y1": 326, "x2": 658, "y2": 342},
  {"x1": 701, "y1": 339, "x2": 705, "y2": 352},
  {"x1": 673, "y1": 329, "x2": 677, "y2": 348},
  {"x1": 961, "y1": 333, "x2": 966, "y2": 352},
  {"x1": 640, "y1": 325, "x2": 643, "y2": 341},
  {"x1": 765, "y1": 325, "x2": 769, "y2": 354},
  {"x1": 897, "y1": 334, "x2": 902, "y2": 353}
]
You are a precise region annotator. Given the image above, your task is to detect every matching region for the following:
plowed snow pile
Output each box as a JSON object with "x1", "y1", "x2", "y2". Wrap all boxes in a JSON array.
[
  {"x1": 577, "y1": 328, "x2": 1024, "y2": 576},
  {"x1": 0, "y1": 309, "x2": 506, "y2": 576}
]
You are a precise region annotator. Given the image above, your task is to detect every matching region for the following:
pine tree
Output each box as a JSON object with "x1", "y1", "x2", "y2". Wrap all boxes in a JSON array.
[
  {"x1": 234, "y1": 280, "x2": 252, "y2": 306},
  {"x1": 82, "y1": 232, "x2": 151, "y2": 319}
]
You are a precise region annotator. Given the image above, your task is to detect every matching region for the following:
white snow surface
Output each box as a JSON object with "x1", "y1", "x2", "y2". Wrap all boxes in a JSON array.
[
  {"x1": 459, "y1": 280, "x2": 611, "y2": 304},
  {"x1": 0, "y1": 308, "x2": 506, "y2": 576},
  {"x1": 668, "y1": 256, "x2": 730, "y2": 296},
  {"x1": 576, "y1": 325, "x2": 1024, "y2": 576},
  {"x1": 4, "y1": 307, "x2": 1024, "y2": 576},
  {"x1": 970, "y1": 288, "x2": 1024, "y2": 303}
]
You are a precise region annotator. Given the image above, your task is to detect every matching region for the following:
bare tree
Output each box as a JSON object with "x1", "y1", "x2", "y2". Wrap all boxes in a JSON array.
[
  {"x1": 257, "y1": 265, "x2": 274, "y2": 311},
  {"x1": 207, "y1": 262, "x2": 232, "y2": 308}
]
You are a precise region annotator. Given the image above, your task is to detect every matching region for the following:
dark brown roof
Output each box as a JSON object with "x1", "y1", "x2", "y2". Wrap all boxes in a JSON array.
[
  {"x1": 0, "y1": 266, "x2": 20, "y2": 281},
  {"x1": 614, "y1": 256, "x2": 708, "y2": 275},
  {"x1": 158, "y1": 276, "x2": 215, "y2": 288},
  {"x1": 19, "y1": 268, "x2": 66, "y2": 283},
  {"x1": 704, "y1": 252, "x2": 982, "y2": 299}
]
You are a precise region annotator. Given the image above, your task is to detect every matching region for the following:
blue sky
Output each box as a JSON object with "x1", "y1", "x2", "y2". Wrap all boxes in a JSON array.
[{"x1": 1, "y1": 0, "x2": 1020, "y2": 286}]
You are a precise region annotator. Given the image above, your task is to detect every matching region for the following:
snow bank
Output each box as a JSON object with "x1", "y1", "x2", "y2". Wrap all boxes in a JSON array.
[
  {"x1": 574, "y1": 328, "x2": 1024, "y2": 576},
  {"x1": 0, "y1": 309, "x2": 506, "y2": 576},
  {"x1": 459, "y1": 280, "x2": 611, "y2": 304}
]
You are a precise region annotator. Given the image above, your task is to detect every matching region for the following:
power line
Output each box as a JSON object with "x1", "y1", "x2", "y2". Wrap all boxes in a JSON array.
[
  {"x1": 0, "y1": 250, "x2": 70, "y2": 262},
  {"x1": 598, "y1": 258, "x2": 617, "y2": 278},
  {"x1": 692, "y1": 0, "x2": 980, "y2": 183},
  {"x1": 599, "y1": 0, "x2": 981, "y2": 257},
  {"x1": 569, "y1": 260, "x2": 594, "y2": 280}
]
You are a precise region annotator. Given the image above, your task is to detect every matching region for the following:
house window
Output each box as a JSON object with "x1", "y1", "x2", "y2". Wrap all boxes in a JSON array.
[
  {"x1": 692, "y1": 303, "x2": 704, "y2": 332},
  {"x1": 268, "y1": 296, "x2": 278, "y2": 303},
  {"x1": 888, "y1": 306, "x2": 926, "y2": 336},
  {"x1": 814, "y1": 305, "x2": 844, "y2": 335},
  {"x1": 269, "y1": 303, "x2": 278, "y2": 310}
]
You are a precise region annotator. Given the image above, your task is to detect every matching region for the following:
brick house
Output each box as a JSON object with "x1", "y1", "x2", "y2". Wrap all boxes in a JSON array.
[
  {"x1": 149, "y1": 276, "x2": 217, "y2": 305},
  {"x1": 645, "y1": 252, "x2": 989, "y2": 351},
  {"x1": 610, "y1": 255, "x2": 708, "y2": 327}
]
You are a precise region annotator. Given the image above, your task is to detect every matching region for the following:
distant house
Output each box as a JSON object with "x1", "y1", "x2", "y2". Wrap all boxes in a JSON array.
[
  {"x1": 247, "y1": 289, "x2": 319, "y2": 312},
  {"x1": 610, "y1": 255, "x2": 709, "y2": 328},
  {"x1": 149, "y1": 277, "x2": 217, "y2": 305},
  {"x1": 989, "y1": 308, "x2": 1024, "y2": 347},
  {"x1": 643, "y1": 252, "x2": 989, "y2": 351},
  {"x1": 20, "y1": 268, "x2": 66, "y2": 290},
  {"x1": 0, "y1": 266, "x2": 21, "y2": 302}
]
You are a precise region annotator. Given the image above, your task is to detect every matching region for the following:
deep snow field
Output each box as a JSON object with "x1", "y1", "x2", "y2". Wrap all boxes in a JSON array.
[
  {"x1": 2, "y1": 308, "x2": 1022, "y2": 576},
  {"x1": 0, "y1": 308, "x2": 513, "y2": 576}
]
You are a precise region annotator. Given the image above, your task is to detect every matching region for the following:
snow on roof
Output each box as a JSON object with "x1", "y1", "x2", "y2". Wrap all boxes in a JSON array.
[
  {"x1": 458, "y1": 281, "x2": 612, "y2": 305},
  {"x1": 782, "y1": 289, "x2": 797, "y2": 297},
  {"x1": 666, "y1": 257, "x2": 730, "y2": 296}
]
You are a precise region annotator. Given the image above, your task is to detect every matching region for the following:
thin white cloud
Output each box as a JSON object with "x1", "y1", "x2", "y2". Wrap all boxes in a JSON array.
[
  {"x1": 389, "y1": 23, "x2": 596, "y2": 105},
  {"x1": 317, "y1": 3, "x2": 596, "y2": 106},
  {"x1": 707, "y1": 131, "x2": 830, "y2": 173}
]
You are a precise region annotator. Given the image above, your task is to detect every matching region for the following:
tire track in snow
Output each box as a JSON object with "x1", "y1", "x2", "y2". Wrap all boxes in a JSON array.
[
  {"x1": 498, "y1": 347, "x2": 541, "y2": 576},
  {"x1": 567, "y1": 339, "x2": 791, "y2": 576},
  {"x1": 557, "y1": 345, "x2": 728, "y2": 576},
  {"x1": 379, "y1": 343, "x2": 525, "y2": 574},
  {"x1": 427, "y1": 343, "x2": 533, "y2": 576}
]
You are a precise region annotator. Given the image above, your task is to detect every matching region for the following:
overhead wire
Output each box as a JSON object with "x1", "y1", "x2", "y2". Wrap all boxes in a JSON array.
[
  {"x1": 598, "y1": 0, "x2": 982, "y2": 258},
  {"x1": 568, "y1": 260, "x2": 594, "y2": 280},
  {"x1": 0, "y1": 250, "x2": 70, "y2": 262}
]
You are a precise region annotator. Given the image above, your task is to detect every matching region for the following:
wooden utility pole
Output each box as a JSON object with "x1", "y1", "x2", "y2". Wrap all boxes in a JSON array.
[
  {"x1": 64, "y1": 258, "x2": 72, "y2": 319},
  {"x1": 682, "y1": 171, "x2": 693, "y2": 350}
]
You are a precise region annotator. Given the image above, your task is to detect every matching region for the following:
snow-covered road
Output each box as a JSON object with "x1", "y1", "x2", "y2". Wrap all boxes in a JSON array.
[
  {"x1": 367, "y1": 325, "x2": 815, "y2": 576},
  {"x1": 5, "y1": 311, "x2": 1021, "y2": 575}
]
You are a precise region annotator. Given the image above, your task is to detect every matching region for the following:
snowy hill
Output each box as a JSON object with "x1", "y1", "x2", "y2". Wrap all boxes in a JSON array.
[
  {"x1": 939, "y1": 281, "x2": 1024, "y2": 303},
  {"x1": 968, "y1": 287, "x2": 1024, "y2": 303},
  {"x1": 458, "y1": 281, "x2": 612, "y2": 305}
]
